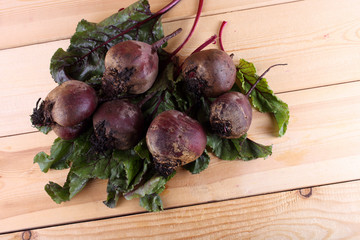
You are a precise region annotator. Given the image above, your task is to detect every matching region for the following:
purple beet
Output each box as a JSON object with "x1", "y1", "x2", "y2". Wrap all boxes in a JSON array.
[
  {"x1": 181, "y1": 49, "x2": 236, "y2": 98},
  {"x1": 92, "y1": 99, "x2": 144, "y2": 151},
  {"x1": 146, "y1": 110, "x2": 207, "y2": 176}
]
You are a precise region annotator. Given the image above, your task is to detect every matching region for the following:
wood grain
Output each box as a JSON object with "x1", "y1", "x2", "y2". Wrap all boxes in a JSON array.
[
  {"x1": 3, "y1": 180, "x2": 360, "y2": 239},
  {"x1": 1, "y1": 0, "x2": 360, "y2": 137},
  {"x1": 0, "y1": 0, "x2": 297, "y2": 49},
  {"x1": 1, "y1": 80, "x2": 360, "y2": 233}
]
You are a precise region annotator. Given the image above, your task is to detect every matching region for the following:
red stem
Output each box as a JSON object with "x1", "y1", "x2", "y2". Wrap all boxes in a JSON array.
[
  {"x1": 170, "y1": 0, "x2": 204, "y2": 57},
  {"x1": 191, "y1": 34, "x2": 217, "y2": 54},
  {"x1": 218, "y1": 21, "x2": 227, "y2": 51},
  {"x1": 79, "y1": 0, "x2": 182, "y2": 61},
  {"x1": 245, "y1": 64, "x2": 288, "y2": 98},
  {"x1": 151, "y1": 28, "x2": 182, "y2": 53}
]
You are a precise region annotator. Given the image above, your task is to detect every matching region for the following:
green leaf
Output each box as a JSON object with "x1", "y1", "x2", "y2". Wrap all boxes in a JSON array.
[
  {"x1": 104, "y1": 149, "x2": 150, "y2": 208},
  {"x1": 134, "y1": 138, "x2": 151, "y2": 162},
  {"x1": 235, "y1": 138, "x2": 272, "y2": 161},
  {"x1": 33, "y1": 138, "x2": 73, "y2": 172},
  {"x1": 103, "y1": 188, "x2": 121, "y2": 208},
  {"x1": 50, "y1": 0, "x2": 164, "y2": 84},
  {"x1": 206, "y1": 134, "x2": 240, "y2": 160},
  {"x1": 207, "y1": 133, "x2": 272, "y2": 161},
  {"x1": 45, "y1": 171, "x2": 89, "y2": 204},
  {"x1": 148, "y1": 62, "x2": 176, "y2": 93},
  {"x1": 141, "y1": 90, "x2": 177, "y2": 119},
  {"x1": 236, "y1": 59, "x2": 290, "y2": 136},
  {"x1": 183, "y1": 150, "x2": 210, "y2": 174},
  {"x1": 34, "y1": 125, "x2": 52, "y2": 134},
  {"x1": 124, "y1": 172, "x2": 175, "y2": 200},
  {"x1": 140, "y1": 193, "x2": 163, "y2": 212}
]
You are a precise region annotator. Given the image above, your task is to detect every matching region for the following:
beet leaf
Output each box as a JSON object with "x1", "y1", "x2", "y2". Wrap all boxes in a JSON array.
[
  {"x1": 50, "y1": 0, "x2": 164, "y2": 84},
  {"x1": 236, "y1": 59, "x2": 290, "y2": 136}
]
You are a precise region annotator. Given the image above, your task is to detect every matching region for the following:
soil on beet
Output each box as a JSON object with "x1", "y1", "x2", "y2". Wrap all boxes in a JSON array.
[
  {"x1": 30, "y1": 99, "x2": 54, "y2": 127},
  {"x1": 101, "y1": 66, "x2": 135, "y2": 98},
  {"x1": 91, "y1": 120, "x2": 116, "y2": 154}
]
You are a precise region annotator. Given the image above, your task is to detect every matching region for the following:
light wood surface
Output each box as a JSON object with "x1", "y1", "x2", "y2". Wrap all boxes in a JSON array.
[
  {"x1": 1, "y1": 0, "x2": 360, "y2": 238},
  {"x1": 3, "y1": 180, "x2": 360, "y2": 239},
  {"x1": 0, "y1": 0, "x2": 297, "y2": 49}
]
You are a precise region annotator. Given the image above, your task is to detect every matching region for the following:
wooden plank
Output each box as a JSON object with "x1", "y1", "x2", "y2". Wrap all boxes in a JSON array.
[
  {"x1": 1, "y1": 80, "x2": 360, "y2": 233},
  {"x1": 0, "y1": 0, "x2": 297, "y2": 49},
  {"x1": 1, "y1": 0, "x2": 360, "y2": 137},
  {"x1": 3, "y1": 180, "x2": 360, "y2": 239}
]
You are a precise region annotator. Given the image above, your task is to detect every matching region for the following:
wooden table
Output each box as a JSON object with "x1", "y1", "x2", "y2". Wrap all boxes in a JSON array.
[{"x1": 1, "y1": 0, "x2": 360, "y2": 238}]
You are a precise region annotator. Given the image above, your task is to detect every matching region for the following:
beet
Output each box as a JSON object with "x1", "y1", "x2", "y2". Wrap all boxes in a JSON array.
[
  {"x1": 181, "y1": 49, "x2": 236, "y2": 98},
  {"x1": 210, "y1": 92, "x2": 252, "y2": 138},
  {"x1": 102, "y1": 28, "x2": 182, "y2": 96},
  {"x1": 31, "y1": 80, "x2": 98, "y2": 140},
  {"x1": 45, "y1": 80, "x2": 98, "y2": 127},
  {"x1": 52, "y1": 122, "x2": 87, "y2": 140},
  {"x1": 92, "y1": 99, "x2": 144, "y2": 151},
  {"x1": 146, "y1": 110, "x2": 207, "y2": 176},
  {"x1": 209, "y1": 64, "x2": 287, "y2": 138}
]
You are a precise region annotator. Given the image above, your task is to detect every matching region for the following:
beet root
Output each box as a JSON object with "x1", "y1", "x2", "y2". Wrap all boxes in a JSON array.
[
  {"x1": 181, "y1": 49, "x2": 236, "y2": 98},
  {"x1": 210, "y1": 92, "x2": 252, "y2": 138},
  {"x1": 46, "y1": 80, "x2": 98, "y2": 127},
  {"x1": 146, "y1": 110, "x2": 207, "y2": 176},
  {"x1": 102, "y1": 40, "x2": 159, "y2": 96},
  {"x1": 52, "y1": 121, "x2": 87, "y2": 140},
  {"x1": 92, "y1": 99, "x2": 144, "y2": 151}
]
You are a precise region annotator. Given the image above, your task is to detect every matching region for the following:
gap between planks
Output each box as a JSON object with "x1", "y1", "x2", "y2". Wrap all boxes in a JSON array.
[{"x1": 0, "y1": 180, "x2": 360, "y2": 240}]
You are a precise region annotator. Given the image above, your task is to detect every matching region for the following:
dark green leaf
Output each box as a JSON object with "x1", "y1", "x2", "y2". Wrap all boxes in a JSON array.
[
  {"x1": 206, "y1": 134, "x2": 240, "y2": 160},
  {"x1": 148, "y1": 62, "x2": 176, "y2": 93},
  {"x1": 103, "y1": 188, "x2": 121, "y2": 208},
  {"x1": 50, "y1": 0, "x2": 164, "y2": 84},
  {"x1": 45, "y1": 182, "x2": 70, "y2": 204},
  {"x1": 104, "y1": 149, "x2": 150, "y2": 208},
  {"x1": 140, "y1": 193, "x2": 163, "y2": 212},
  {"x1": 34, "y1": 125, "x2": 52, "y2": 134},
  {"x1": 134, "y1": 138, "x2": 151, "y2": 162},
  {"x1": 207, "y1": 133, "x2": 272, "y2": 161},
  {"x1": 124, "y1": 172, "x2": 175, "y2": 200},
  {"x1": 141, "y1": 91, "x2": 177, "y2": 119},
  {"x1": 236, "y1": 59, "x2": 290, "y2": 136},
  {"x1": 34, "y1": 138, "x2": 73, "y2": 172},
  {"x1": 235, "y1": 138, "x2": 272, "y2": 161},
  {"x1": 183, "y1": 150, "x2": 210, "y2": 174},
  {"x1": 45, "y1": 171, "x2": 89, "y2": 204}
]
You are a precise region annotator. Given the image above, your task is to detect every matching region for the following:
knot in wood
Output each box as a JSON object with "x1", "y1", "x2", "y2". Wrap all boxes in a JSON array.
[
  {"x1": 299, "y1": 187, "x2": 312, "y2": 198},
  {"x1": 22, "y1": 230, "x2": 32, "y2": 240}
]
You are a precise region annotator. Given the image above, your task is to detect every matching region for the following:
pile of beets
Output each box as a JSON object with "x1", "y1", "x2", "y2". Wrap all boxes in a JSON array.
[{"x1": 31, "y1": 0, "x2": 280, "y2": 177}]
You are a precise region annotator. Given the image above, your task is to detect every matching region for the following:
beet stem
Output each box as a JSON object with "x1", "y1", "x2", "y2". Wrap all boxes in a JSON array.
[
  {"x1": 79, "y1": 0, "x2": 182, "y2": 61},
  {"x1": 191, "y1": 34, "x2": 217, "y2": 54},
  {"x1": 245, "y1": 64, "x2": 288, "y2": 98},
  {"x1": 218, "y1": 21, "x2": 227, "y2": 51},
  {"x1": 137, "y1": 91, "x2": 157, "y2": 108},
  {"x1": 170, "y1": 0, "x2": 204, "y2": 57},
  {"x1": 151, "y1": 28, "x2": 182, "y2": 53}
]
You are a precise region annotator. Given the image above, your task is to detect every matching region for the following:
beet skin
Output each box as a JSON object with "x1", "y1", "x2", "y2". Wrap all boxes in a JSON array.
[{"x1": 146, "y1": 110, "x2": 207, "y2": 176}]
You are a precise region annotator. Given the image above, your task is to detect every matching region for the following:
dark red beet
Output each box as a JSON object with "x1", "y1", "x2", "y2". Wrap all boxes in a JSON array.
[
  {"x1": 210, "y1": 92, "x2": 252, "y2": 138},
  {"x1": 102, "y1": 40, "x2": 159, "y2": 95},
  {"x1": 102, "y1": 28, "x2": 182, "y2": 96},
  {"x1": 92, "y1": 99, "x2": 144, "y2": 150},
  {"x1": 46, "y1": 80, "x2": 98, "y2": 127},
  {"x1": 181, "y1": 49, "x2": 236, "y2": 98},
  {"x1": 146, "y1": 110, "x2": 207, "y2": 176},
  {"x1": 52, "y1": 122, "x2": 87, "y2": 140},
  {"x1": 209, "y1": 64, "x2": 287, "y2": 139}
]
